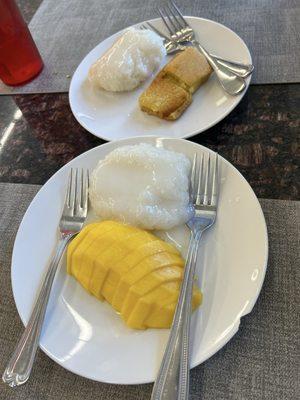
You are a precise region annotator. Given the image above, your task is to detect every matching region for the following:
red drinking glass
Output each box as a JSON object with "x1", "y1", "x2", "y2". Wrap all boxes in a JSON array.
[{"x1": 0, "y1": 0, "x2": 43, "y2": 86}]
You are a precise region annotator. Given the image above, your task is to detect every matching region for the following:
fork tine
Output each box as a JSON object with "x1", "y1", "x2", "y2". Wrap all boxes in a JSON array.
[
  {"x1": 166, "y1": 4, "x2": 184, "y2": 30},
  {"x1": 191, "y1": 154, "x2": 197, "y2": 202},
  {"x1": 203, "y1": 154, "x2": 211, "y2": 205},
  {"x1": 164, "y1": 5, "x2": 180, "y2": 32},
  {"x1": 72, "y1": 168, "x2": 78, "y2": 213},
  {"x1": 146, "y1": 22, "x2": 170, "y2": 41},
  {"x1": 170, "y1": 0, "x2": 189, "y2": 27},
  {"x1": 72, "y1": 168, "x2": 89, "y2": 214},
  {"x1": 82, "y1": 169, "x2": 89, "y2": 212},
  {"x1": 69, "y1": 168, "x2": 77, "y2": 211},
  {"x1": 77, "y1": 168, "x2": 83, "y2": 208},
  {"x1": 211, "y1": 154, "x2": 219, "y2": 206},
  {"x1": 158, "y1": 7, "x2": 175, "y2": 36},
  {"x1": 196, "y1": 153, "x2": 204, "y2": 204},
  {"x1": 66, "y1": 168, "x2": 73, "y2": 207}
]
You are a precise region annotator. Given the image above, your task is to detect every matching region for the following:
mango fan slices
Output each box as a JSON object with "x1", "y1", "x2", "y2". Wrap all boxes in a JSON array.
[{"x1": 67, "y1": 220, "x2": 202, "y2": 329}]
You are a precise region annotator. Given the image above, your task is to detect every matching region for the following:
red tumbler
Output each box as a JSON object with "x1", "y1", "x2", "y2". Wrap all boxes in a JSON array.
[{"x1": 0, "y1": 0, "x2": 43, "y2": 86}]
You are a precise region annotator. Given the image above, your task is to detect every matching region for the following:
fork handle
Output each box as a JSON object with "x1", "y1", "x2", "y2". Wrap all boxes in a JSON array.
[
  {"x1": 151, "y1": 231, "x2": 202, "y2": 400},
  {"x1": 213, "y1": 57, "x2": 254, "y2": 78},
  {"x1": 2, "y1": 234, "x2": 73, "y2": 388},
  {"x1": 192, "y1": 40, "x2": 246, "y2": 96}
]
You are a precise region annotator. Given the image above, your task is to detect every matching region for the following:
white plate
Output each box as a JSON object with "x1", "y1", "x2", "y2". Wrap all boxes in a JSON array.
[
  {"x1": 11, "y1": 137, "x2": 267, "y2": 384},
  {"x1": 69, "y1": 17, "x2": 252, "y2": 141}
]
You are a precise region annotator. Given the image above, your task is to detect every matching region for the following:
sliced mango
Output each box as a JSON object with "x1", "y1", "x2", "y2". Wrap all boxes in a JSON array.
[
  {"x1": 70, "y1": 221, "x2": 117, "y2": 280},
  {"x1": 143, "y1": 286, "x2": 202, "y2": 329},
  {"x1": 113, "y1": 252, "x2": 184, "y2": 312},
  {"x1": 111, "y1": 241, "x2": 180, "y2": 307},
  {"x1": 100, "y1": 232, "x2": 160, "y2": 302},
  {"x1": 83, "y1": 228, "x2": 142, "y2": 297},
  {"x1": 127, "y1": 281, "x2": 202, "y2": 329},
  {"x1": 127, "y1": 281, "x2": 182, "y2": 329},
  {"x1": 67, "y1": 223, "x2": 99, "y2": 274},
  {"x1": 121, "y1": 265, "x2": 184, "y2": 320},
  {"x1": 67, "y1": 221, "x2": 202, "y2": 329}
]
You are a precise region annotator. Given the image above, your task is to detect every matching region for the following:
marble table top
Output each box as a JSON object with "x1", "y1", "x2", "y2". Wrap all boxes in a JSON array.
[{"x1": 0, "y1": 84, "x2": 298, "y2": 200}]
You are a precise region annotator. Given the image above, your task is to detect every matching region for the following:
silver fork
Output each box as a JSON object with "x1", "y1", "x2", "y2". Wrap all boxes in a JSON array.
[
  {"x1": 158, "y1": 1, "x2": 248, "y2": 96},
  {"x1": 140, "y1": 22, "x2": 253, "y2": 79},
  {"x1": 151, "y1": 153, "x2": 218, "y2": 400},
  {"x1": 2, "y1": 168, "x2": 89, "y2": 388}
]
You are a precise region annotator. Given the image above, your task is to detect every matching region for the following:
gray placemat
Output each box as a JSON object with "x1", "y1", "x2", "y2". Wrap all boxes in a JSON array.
[
  {"x1": 0, "y1": 182, "x2": 299, "y2": 399},
  {"x1": 0, "y1": 0, "x2": 299, "y2": 94}
]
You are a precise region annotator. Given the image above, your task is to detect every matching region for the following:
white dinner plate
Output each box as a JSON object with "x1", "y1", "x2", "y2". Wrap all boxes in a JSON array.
[
  {"x1": 69, "y1": 17, "x2": 252, "y2": 141},
  {"x1": 11, "y1": 137, "x2": 267, "y2": 384}
]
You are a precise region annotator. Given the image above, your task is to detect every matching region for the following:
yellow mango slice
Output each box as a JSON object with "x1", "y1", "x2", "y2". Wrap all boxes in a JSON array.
[
  {"x1": 68, "y1": 221, "x2": 133, "y2": 298},
  {"x1": 121, "y1": 265, "x2": 184, "y2": 321},
  {"x1": 127, "y1": 282, "x2": 202, "y2": 329},
  {"x1": 88, "y1": 230, "x2": 150, "y2": 298},
  {"x1": 101, "y1": 238, "x2": 157, "y2": 302},
  {"x1": 80, "y1": 227, "x2": 140, "y2": 295},
  {"x1": 126, "y1": 281, "x2": 181, "y2": 328},
  {"x1": 145, "y1": 292, "x2": 202, "y2": 329},
  {"x1": 70, "y1": 221, "x2": 118, "y2": 280},
  {"x1": 97, "y1": 232, "x2": 151, "y2": 301},
  {"x1": 67, "y1": 223, "x2": 99, "y2": 274},
  {"x1": 110, "y1": 241, "x2": 179, "y2": 307},
  {"x1": 113, "y1": 253, "x2": 184, "y2": 312},
  {"x1": 67, "y1": 220, "x2": 202, "y2": 330}
]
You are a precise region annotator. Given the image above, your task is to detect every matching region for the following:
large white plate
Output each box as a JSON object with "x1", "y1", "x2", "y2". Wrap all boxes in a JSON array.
[
  {"x1": 69, "y1": 17, "x2": 252, "y2": 141},
  {"x1": 11, "y1": 137, "x2": 267, "y2": 384}
]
